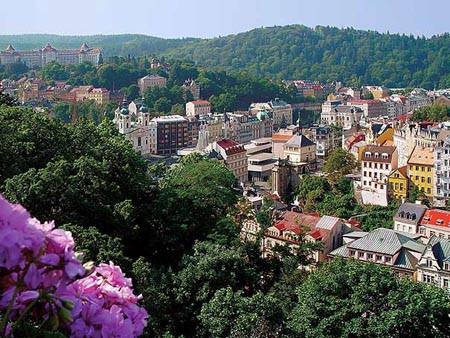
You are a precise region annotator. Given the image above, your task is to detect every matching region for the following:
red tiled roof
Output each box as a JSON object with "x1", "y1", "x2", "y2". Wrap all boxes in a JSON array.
[
  {"x1": 272, "y1": 133, "x2": 293, "y2": 142},
  {"x1": 420, "y1": 209, "x2": 450, "y2": 229},
  {"x1": 274, "y1": 211, "x2": 321, "y2": 235},
  {"x1": 217, "y1": 139, "x2": 245, "y2": 155}
]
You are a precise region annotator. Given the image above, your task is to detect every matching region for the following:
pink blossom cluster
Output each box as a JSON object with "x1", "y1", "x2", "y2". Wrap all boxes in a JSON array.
[{"x1": 0, "y1": 194, "x2": 148, "y2": 337}]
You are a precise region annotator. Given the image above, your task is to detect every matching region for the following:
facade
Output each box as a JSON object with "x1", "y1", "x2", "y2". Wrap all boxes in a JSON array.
[
  {"x1": 269, "y1": 98, "x2": 293, "y2": 127},
  {"x1": 261, "y1": 211, "x2": 345, "y2": 264},
  {"x1": 0, "y1": 43, "x2": 101, "y2": 67},
  {"x1": 434, "y1": 136, "x2": 450, "y2": 207},
  {"x1": 247, "y1": 153, "x2": 277, "y2": 183},
  {"x1": 388, "y1": 166, "x2": 408, "y2": 200},
  {"x1": 113, "y1": 104, "x2": 156, "y2": 155},
  {"x1": 419, "y1": 209, "x2": 450, "y2": 239},
  {"x1": 271, "y1": 159, "x2": 306, "y2": 199},
  {"x1": 360, "y1": 145, "x2": 398, "y2": 206},
  {"x1": 304, "y1": 126, "x2": 337, "y2": 158},
  {"x1": 70, "y1": 85, "x2": 110, "y2": 105},
  {"x1": 272, "y1": 129, "x2": 296, "y2": 159},
  {"x1": 283, "y1": 134, "x2": 316, "y2": 166},
  {"x1": 362, "y1": 86, "x2": 390, "y2": 99},
  {"x1": 224, "y1": 112, "x2": 272, "y2": 144},
  {"x1": 347, "y1": 99, "x2": 387, "y2": 118},
  {"x1": 153, "y1": 115, "x2": 189, "y2": 155},
  {"x1": 416, "y1": 236, "x2": 450, "y2": 291},
  {"x1": 321, "y1": 104, "x2": 363, "y2": 130},
  {"x1": 138, "y1": 75, "x2": 167, "y2": 94},
  {"x1": 330, "y1": 228, "x2": 425, "y2": 278},
  {"x1": 212, "y1": 139, "x2": 248, "y2": 183},
  {"x1": 393, "y1": 202, "x2": 428, "y2": 234},
  {"x1": 186, "y1": 100, "x2": 211, "y2": 117},
  {"x1": 407, "y1": 146, "x2": 434, "y2": 198}
]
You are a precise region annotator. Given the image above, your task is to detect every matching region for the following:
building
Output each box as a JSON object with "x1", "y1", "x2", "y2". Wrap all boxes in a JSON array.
[
  {"x1": 272, "y1": 129, "x2": 296, "y2": 159},
  {"x1": 138, "y1": 75, "x2": 167, "y2": 94},
  {"x1": 419, "y1": 209, "x2": 450, "y2": 239},
  {"x1": 186, "y1": 100, "x2": 211, "y2": 117},
  {"x1": 304, "y1": 125, "x2": 338, "y2": 158},
  {"x1": 113, "y1": 104, "x2": 156, "y2": 154},
  {"x1": 330, "y1": 228, "x2": 425, "y2": 278},
  {"x1": 360, "y1": 145, "x2": 398, "y2": 206},
  {"x1": 362, "y1": 86, "x2": 390, "y2": 99},
  {"x1": 347, "y1": 99, "x2": 387, "y2": 118},
  {"x1": 70, "y1": 86, "x2": 110, "y2": 105},
  {"x1": 223, "y1": 112, "x2": 273, "y2": 145},
  {"x1": 271, "y1": 159, "x2": 305, "y2": 199},
  {"x1": 0, "y1": 43, "x2": 102, "y2": 67},
  {"x1": 321, "y1": 104, "x2": 363, "y2": 130},
  {"x1": 247, "y1": 153, "x2": 277, "y2": 183},
  {"x1": 416, "y1": 236, "x2": 450, "y2": 290},
  {"x1": 283, "y1": 134, "x2": 316, "y2": 167},
  {"x1": 211, "y1": 139, "x2": 248, "y2": 183},
  {"x1": 269, "y1": 98, "x2": 293, "y2": 127},
  {"x1": 393, "y1": 202, "x2": 428, "y2": 234},
  {"x1": 388, "y1": 166, "x2": 408, "y2": 200},
  {"x1": 153, "y1": 115, "x2": 189, "y2": 155},
  {"x1": 434, "y1": 135, "x2": 450, "y2": 207},
  {"x1": 261, "y1": 211, "x2": 346, "y2": 264},
  {"x1": 407, "y1": 146, "x2": 434, "y2": 199}
]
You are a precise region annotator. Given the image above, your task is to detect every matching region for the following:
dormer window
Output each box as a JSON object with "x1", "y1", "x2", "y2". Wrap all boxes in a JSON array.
[
  {"x1": 437, "y1": 219, "x2": 444, "y2": 226},
  {"x1": 374, "y1": 153, "x2": 379, "y2": 158}
]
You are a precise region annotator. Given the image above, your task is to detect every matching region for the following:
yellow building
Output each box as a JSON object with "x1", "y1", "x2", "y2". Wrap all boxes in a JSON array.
[
  {"x1": 407, "y1": 146, "x2": 434, "y2": 198},
  {"x1": 376, "y1": 127, "x2": 394, "y2": 146},
  {"x1": 388, "y1": 166, "x2": 408, "y2": 200}
]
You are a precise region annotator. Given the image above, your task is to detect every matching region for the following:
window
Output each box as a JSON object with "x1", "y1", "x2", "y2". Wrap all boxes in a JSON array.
[
  {"x1": 422, "y1": 274, "x2": 435, "y2": 283},
  {"x1": 376, "y1": 255, "x2": 382, "y2": 261},
  {"x1": 358, "y1": 252, "x2": 364, "y2": 258},
  {"x1": 426, "y1": 259, "x2": 433, "y2": 267},
  {"x1": 349, "y1": 250, "x2": 355, "y2": 256},
  {"x1": 385, "y1": 256, "x2": 391, "y2": 263},
  {"x1": 367, "y1": 253, "x2": 373, "y2": 260}
]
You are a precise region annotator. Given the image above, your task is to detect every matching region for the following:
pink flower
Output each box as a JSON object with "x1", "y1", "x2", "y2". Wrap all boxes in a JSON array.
[{"x1": 0, "y1": 194, "x2": 148, "y2": 337}]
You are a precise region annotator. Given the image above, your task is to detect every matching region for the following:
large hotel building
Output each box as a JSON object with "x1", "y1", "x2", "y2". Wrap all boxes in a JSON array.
[{"x1": 0, "y1": 43, "x2": 102, "y2": 68}]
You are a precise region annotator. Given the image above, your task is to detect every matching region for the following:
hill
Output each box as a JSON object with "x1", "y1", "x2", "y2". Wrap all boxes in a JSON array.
[
  {"x1": 1, "y1": 25, "x2": 450, "y2": 88},
  {"x1": 0, "y1": 34, "x2": 198, "y2": 57},
  {"x1": 162, "y1": 25, "x2": 450, "y2": 89}
]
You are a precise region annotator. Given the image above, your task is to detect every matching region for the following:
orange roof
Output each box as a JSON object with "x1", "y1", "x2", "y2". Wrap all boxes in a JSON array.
[
  {"x1": 381, "y1": 140, "x2": 394, "y2": 146},
  {"x1": 190, "y1": 100, "x2": 210, "y2": 105},
  {"x1": 407, "y1": 146, "x2": 434, "y2": 166},
  {"x1": 272, "y1": 134, "x2": 293, "y2": 142},
  {"x1": 420, "y1": 209, "x2": 450, "y2": 229},
  {"x1": 274, "y1": 211, "x2": 321, "y2": 235}
]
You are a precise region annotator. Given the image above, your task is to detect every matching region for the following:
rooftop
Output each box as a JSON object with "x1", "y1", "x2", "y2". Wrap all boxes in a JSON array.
[
  {"x1": 285, "y1": 134, "x2": 315, "y2": 148},
  {"x1": 420, "y1": 209, "x2": 450, "y2": 229},
  {"x1": 393, "y1": 202, "x2": 428, "y2": 225},
  {"x1": 407, "y1": 146, "x2": 434, "y2": 166}
]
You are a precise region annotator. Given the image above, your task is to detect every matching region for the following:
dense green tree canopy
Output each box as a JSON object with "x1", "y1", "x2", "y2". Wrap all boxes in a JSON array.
[
  {"x1": 411, "y1": 102, "x2": 450, "y2": 122},
  {"x1": 288, "y1": 259, "x2": 450, "y2": 337}
]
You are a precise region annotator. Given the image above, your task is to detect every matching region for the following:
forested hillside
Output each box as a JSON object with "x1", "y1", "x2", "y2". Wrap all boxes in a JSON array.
[
  {"x1": 1, "y1": 24, "x2": 450, "y2": 88},
  {"x1": 163, "y1": 25, "x2": 450, "y2": 89}
]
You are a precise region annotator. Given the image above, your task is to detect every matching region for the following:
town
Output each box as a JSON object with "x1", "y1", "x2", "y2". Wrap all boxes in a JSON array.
[
  {"x1": 1, "y1": 3, "x2": 450, "y2": 335},
  {"x1": 2, "y1": 44, "x2": 450, "y2": 293}
]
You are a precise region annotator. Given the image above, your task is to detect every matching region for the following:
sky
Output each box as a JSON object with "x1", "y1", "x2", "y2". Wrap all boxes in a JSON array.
[{"x1": 1, "y1": 0, "x2": 449, "y2": 38}]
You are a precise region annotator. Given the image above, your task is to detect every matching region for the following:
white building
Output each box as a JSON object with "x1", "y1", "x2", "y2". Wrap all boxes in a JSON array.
[
  {"x1": 360, "y1": 145, "x2": 398, "y2": 206},
  {"x1": 417, "y1": 236, "x2": 450, "y2": 291},
  {"x1": 113, "y1": 104, "x2": 156, "y2": 154},
  {"x1": 393, "y1": 202, "x2": 428, "y2": 235}
]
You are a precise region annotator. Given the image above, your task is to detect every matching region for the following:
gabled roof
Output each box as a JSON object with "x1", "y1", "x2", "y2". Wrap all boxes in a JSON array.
[
  {"x1": 422, "y1": 236, "x2": 450, "y2": 269},
  {"x1": 285, "y1": 134, "x2": 315, "y2": 148},
  {"x1": 5, "y1": 44, "x2": 15, "y2": 52},
  {"x1": 346, "y1": 228, "x2": 425, "y2": 255},
  {"x1": 393, "y1": 202, "x2": 428, "y2": 225},
  {"x1": 316, "y1": 215, "x2": 341, "y2": 230}
]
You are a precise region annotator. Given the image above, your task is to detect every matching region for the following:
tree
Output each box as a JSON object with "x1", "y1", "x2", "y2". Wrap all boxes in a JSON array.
[
  {"x1": 411, "y1": 103, "x2": 450, "y2": 122},
  {"x1": 288, "y1": 259, "x2": 450, "y2": 337},
  {"x1": 0, "y1": 90, "x2": 17, "y2": 106},
  {"x1": 323, "y1": 148, "x2": 357, "y2": 182},
  {"x1": 199, "y1": 287, "x2": 283, "y2": 337},
  {"x1": 123, "y1": 84, "x2": 140, "y2": 101},
  {"x1": 153, "y1": 97, "x2": 172, "y2": 113},
  {"x1": 40, "y1": 61, "x2": 69, "y2": 81},
  {"x1": 170, "y1": 242, "x2": 259, "y2": 336}
]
